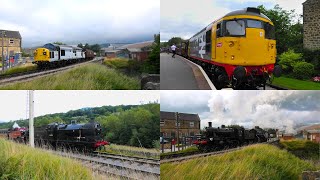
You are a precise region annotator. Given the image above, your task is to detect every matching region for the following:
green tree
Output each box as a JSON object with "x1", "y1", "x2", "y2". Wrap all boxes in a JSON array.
[
  {"x1": 258, "y1": 5, "x2": 303, "y2": 54},
  {"x1": 77, "y1": 43, "x2": 83, "y2": 48},
  {"x1": 143, "y1": 34, "x2": 160, "y2": 74},
  {"x1": 168, "y1": 37, "x2": 183, "y2": 46},
  {"x1": 53, "y1": 42, "x2": 66, "y2": 45}
]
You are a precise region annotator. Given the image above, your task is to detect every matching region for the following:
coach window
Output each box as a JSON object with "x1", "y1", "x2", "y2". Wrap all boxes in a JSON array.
[
  {"x1": 61, "y1": 50, "x2": 65, "y2": 56},
  {"x1": 225, "y1": 20, "x2": 245, "y2": 36},
  {"x1": 205, "y1": 30, "x2": 212, "y2": 52}
]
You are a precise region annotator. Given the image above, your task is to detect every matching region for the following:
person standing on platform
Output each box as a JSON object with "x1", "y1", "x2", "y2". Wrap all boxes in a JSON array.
[{"x1": 171, "y1": 44, "x2": 177, "y2": 58}]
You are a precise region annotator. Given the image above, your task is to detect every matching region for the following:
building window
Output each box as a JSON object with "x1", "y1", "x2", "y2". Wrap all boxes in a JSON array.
[
  {"x1": 171, "y1": 131, "x2": 176, "y2": 138},
  {"x1": 160, "y1": 121, "x2": 165, "y2": 127},
  {"x1": 190, "y1": 122, "x2": 194, "y2": 127},
  {"x1": 175, "y1": 122, "x2": 181, "y2": 127},
  {"x1": 9, "y1": 39, "x2": 14, "y2": 44},
  {"x1": 190, "y1": 132, "x2": 194, "y2": 136}
]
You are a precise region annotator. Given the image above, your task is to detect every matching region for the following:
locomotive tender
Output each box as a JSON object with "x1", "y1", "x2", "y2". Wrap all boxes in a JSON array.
[
  {"x1": 193, "y1": 122, "x2": 269, "y2": 152},
  {"x1": 33, "y1": 43, "x2": 95, "y2": 68},
  {"x1": 177, "y1": 7, "x2": 282, "y2": 89}
]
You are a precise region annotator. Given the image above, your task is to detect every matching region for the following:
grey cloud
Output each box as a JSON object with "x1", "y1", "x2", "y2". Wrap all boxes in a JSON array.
[{"x1": 0, "y1": 0, "x2": 159, "y2": 47}]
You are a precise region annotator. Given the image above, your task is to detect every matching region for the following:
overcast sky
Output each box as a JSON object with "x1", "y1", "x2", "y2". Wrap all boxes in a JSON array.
[
  {"x1": 0, "y1": 0, "x2": 159, "y2": 47},
  {"x1": 161, "y1": 0, "x2": 305, "y2": 41},
  {"x1": 0, "y1": 90, "x2": 159, "y2": 122},
  {"x1": 161, "y1": 91, "x2": 319, "y2": 133}
]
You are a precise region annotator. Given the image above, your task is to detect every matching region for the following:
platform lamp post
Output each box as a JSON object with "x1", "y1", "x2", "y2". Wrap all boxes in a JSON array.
[
  {"x1": 1, "y1": 30, "x2": 6, "y2": 72},
  {"x1": 29, "y1": 90, "x2": 35, "y2": 148}
]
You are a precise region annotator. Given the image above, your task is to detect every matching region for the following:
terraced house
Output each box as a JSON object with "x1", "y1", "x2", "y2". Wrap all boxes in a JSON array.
[
  {"x1": 160, "y1": 111, "x2": 201, "y2": 140},
  {"x1": 0, "y1": 30, "x2": 22, "y2": 57}
]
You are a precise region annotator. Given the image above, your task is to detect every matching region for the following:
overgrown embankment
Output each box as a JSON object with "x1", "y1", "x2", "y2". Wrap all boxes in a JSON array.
[{"x1": 161, "y1": 144, "x2": 319, "y2": 180}]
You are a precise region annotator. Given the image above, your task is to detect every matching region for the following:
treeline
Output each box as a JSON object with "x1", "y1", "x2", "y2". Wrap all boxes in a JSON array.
[{"x1": 0, "y1": 103, "x2": 160, "y2": 148}]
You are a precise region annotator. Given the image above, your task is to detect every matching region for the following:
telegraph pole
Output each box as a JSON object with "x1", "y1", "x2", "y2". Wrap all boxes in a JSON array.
[
  {"x1": 1, "y1": 30, "x2": 5, "y2": 72},
  {"x1": 176, "y1": 112, "x2": 180, "y2": 151},
  {"x1": 29, "y1": 90, "x2": 35, "y2": 148}
]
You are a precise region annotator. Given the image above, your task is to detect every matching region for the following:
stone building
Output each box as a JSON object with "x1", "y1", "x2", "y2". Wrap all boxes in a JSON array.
[
  {"x1": 303, "y1": 0, "x2": 320, "y2": 50},
  {"x1": 0, "y1": 30, "x2": 22, "y2": 57},
  {"x1": 160, "y1": 111, "x2": 201, "y2": 140}
]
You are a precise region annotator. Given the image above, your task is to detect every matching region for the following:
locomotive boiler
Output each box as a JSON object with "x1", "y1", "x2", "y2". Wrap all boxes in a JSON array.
[{"x1": 193, "y1": 122, "x2": 269, "y2": 152}]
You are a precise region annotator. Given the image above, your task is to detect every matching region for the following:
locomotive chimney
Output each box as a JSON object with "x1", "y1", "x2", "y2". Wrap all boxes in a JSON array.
[
  {"x1": 221, "y1": 125, "x2": 226, "y2": 128},
  {"x1": 71, "y1": 120, "x2": 76, "y2": 124},
  {"x1": 208, "y1": 122, "x2": 212, "y2": 127}
]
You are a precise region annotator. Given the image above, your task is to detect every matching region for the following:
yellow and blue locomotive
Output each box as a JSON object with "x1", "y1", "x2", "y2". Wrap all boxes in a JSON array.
[
  {"x1": 180, "y1": 7, "x2": 282, "y2": 89},
  {"x1": 33, "y1": 43, "x2": 95, "y2": 69}
]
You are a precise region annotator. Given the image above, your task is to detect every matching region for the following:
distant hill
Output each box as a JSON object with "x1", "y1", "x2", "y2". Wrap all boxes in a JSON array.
[{"x1": 161, "y1": 144, "x2": 318, "y2": 179}]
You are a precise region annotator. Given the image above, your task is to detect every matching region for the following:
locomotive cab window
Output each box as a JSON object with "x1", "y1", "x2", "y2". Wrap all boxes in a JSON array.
[
  {"x1": 225, "y1": 20, "x2": 245, "y2": 36},
  {"x1": 247, "y1": 20, "x2": 263, "y2": 29},
  {"x1": 61, "y1": 50, "x2": 65, "y2": 56},
  {"x1": 265, "y1": 23, "x2": 275, "y2": 40},
  {"x1": 216, "y1": 23, "x2": 222, "y2": 37}
]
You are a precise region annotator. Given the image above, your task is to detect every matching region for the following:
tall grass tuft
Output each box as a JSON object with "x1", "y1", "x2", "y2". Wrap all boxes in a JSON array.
[
  {"x1": 161, "y1": 144, "x2": 320, "y2": 180},
  {"x1": 280, "y1": 139, "x2": 320, "y2": 161},
  {"x1": 100, "y1": 144, "x2": 160, "y2": 159},
  {"x1": 2, "y1": 63, "x2": 37, "y2": 75},
  {"x1": 0, "y1": 63, "x2": 140, "y2": 90},
  {"x1": 103, "y1": 58, "x2": 130, "y2": 69},
  {"x1": 0, "y1": 139, "x2": 94, "y2": 179}
]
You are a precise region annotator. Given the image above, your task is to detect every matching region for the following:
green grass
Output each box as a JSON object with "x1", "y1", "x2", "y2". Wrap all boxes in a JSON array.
[
  {"x1": 271, "y1": 76, "x2": 320, "y2": 90},
  {"x1": 1, "y1": 63, "x2": 37, "y2": 75},
  {"x1": 0, "y1": 63, "x2": 140, "y2": 90},
  {"x1": 280, "y1": 139, "x2": 320, "y2": 161},
  {"x1": 0, "y1": 139, "x2": 95, "y2": 180},
  {"x1": 100, "y1": 144, "x2": 160, "y2": 159},
  {"x1": 160, "y1": 146, "x2": 198, "y2": 159},
  {"x1": 103, "y1": 58, "x2": 130, "y2": 69},
  {"x1": 161, "y1": 144, "x2": 319, "y2": 180}
]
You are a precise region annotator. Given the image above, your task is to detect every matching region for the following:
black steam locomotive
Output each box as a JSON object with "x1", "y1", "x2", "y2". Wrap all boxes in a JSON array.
[
  {"x1": 33, "y1": 120, "x2": 109, "y2": 151},
  {"x1": 193, "y1": 122, "x2": 269, "y2": 152}
]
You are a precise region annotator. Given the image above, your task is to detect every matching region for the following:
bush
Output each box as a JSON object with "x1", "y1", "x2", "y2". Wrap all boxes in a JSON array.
[
  {"x1": 302, "y1": 49, "x2": 320, "y2": 71},
  {"x1": 279, "y1": 49, "x2": 303, "y2": 73},
  {"x1": 293, "y1": 62, "x2": 314, "y2": 79}
]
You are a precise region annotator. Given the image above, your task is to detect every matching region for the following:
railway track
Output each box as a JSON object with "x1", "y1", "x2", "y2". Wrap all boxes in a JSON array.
[
  {"x1": 0, "y1": 58, "x2": 103, "y2": 87},
  {"x1": 51, "y1": 150, "x2": 160, "y2": 179},
  {"x1": 161, "y1": 138, "x2": 279, "y2": 164}
]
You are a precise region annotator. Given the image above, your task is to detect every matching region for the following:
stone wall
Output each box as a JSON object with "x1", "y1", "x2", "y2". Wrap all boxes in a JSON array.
[{"x1": 303, "y1": 0, "x2": 320, "y2": 50}]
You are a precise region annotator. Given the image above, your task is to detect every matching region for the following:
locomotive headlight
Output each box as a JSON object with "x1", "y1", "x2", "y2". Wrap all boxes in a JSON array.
[
  {"x1": 210, "y1": 138, "x2": 213, "y2": 141},
  {"x1": 231, "y1": 55, "x2": 235, "y2": 60}
]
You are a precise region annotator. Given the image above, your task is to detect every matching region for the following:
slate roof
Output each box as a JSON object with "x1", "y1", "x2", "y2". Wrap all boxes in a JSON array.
[
  {"x1": 307, "y1": 130, "x2": 320, "y2": 133},
  {"x1": 0, "y1": 30, "x2": 22, "y2": 39},
  {"x1": 160, "y1": 111, "x2": 200, "y2": 121},
  {"x1": 118, "y1": 41, "x2": 153, "y2": 50}
]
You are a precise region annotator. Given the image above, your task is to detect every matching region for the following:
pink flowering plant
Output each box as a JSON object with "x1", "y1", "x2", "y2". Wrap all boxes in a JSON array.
[{"x1": 313, "y1": 76, "x2": 320, "y2": 82}]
